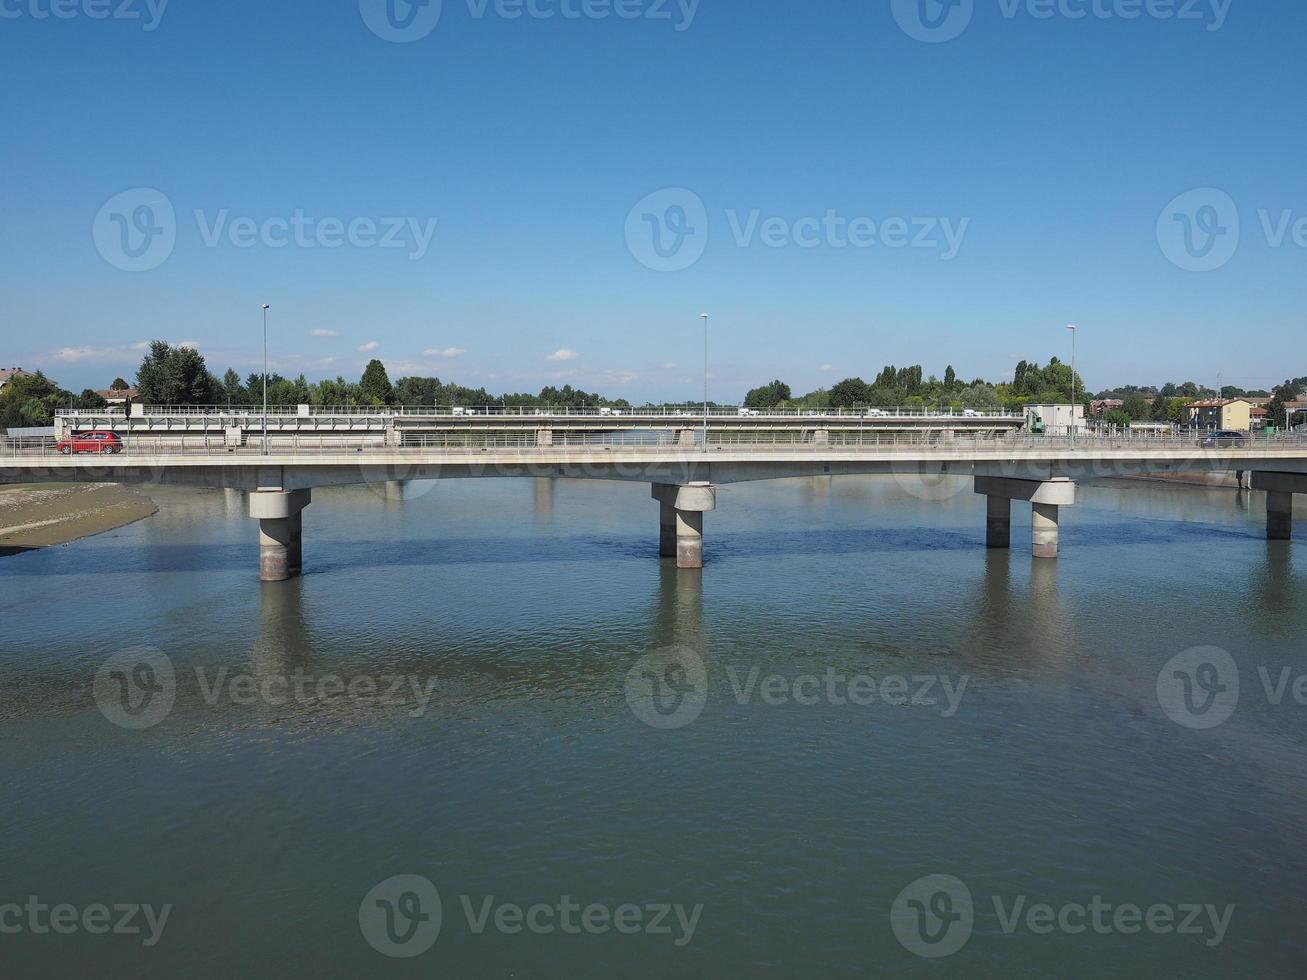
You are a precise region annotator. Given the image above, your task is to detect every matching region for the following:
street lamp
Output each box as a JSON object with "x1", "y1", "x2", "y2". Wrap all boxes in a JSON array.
[
  {"x1": 262, "y1": 304, "x2": 270, "y2": 456},
  {"x1": 1067, "y1": 324, "x2": 1078, "y2": 445},
  {"x1": 700, "y1": 313, "x2": 709, "y2": 452}
]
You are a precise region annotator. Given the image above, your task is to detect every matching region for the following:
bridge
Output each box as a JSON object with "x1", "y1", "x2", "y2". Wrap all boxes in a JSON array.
[
  {"x1": 4, "y1": 427, "x2": 1305, "y2": 581},
  {"x1": 52, "y1": 404, "x2": 1027, "y2": 450}
]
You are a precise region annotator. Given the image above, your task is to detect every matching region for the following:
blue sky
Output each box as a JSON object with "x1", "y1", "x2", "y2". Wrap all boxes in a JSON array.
[{"x1": 1, "y1": 0, "x2": 1303, "y2": 400}]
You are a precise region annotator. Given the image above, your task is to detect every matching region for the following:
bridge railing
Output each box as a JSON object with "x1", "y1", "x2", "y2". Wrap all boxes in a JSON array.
[
  {"x1": 7, "y1": 429, "x2": 1307, "y2": 458},
  {"x1": 55, "y1": 404, "x2": 1024, "y2": 420}
]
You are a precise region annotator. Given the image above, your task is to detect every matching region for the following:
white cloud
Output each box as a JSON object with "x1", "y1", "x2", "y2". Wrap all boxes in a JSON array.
[
  {"x1": 311, "y1": 329, "x2": 339, "y2": 338},
  {"x1": 358, "y1": 341, "x2": 379, "y2": 353},
  {"x1": 53, "y1": 346, "x2": 101, "y2": 363},
  {"x1": 661, "y1": 362, "x2": 678, "y2": 370},
  {"x1": 422, "y1": 347, "x2": 467, "y2": 358},
  {"x1": 177, "y1": 340, "x2": 198, "y2": 350},
  {"x1": 818, "y1": 363, "x2": 835, "y2": 372},
  {"x1": 547, "y1": 349, "x2": 580, "y2": 362}
]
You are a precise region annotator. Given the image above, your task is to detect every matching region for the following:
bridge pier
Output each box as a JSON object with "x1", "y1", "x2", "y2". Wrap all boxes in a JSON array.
[
  {"x1": 985, "y1": 494, "x2": 1011, "y2": 549},
  {"x1": 652, "y1": 482, "x2": 717, "y2": 568},
  {"x1": 249, "y1": 489, "x2": 311, "y2": 582},
  {"x1": 975, "y1": 475, "x2": 1076, "y2": 559},
  {"x1": 1250, "y1": 472, "x2": 1303, "y2": 540}
]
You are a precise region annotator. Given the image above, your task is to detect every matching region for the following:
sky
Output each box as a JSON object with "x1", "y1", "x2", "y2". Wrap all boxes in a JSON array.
[{"x1": 1, "y1": 0, "x2": 1303, "y2": 401}]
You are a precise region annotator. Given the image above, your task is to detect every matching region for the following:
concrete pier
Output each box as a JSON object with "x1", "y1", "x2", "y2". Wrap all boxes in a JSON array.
[
  {"x1": 975, "y1": 475, "x2": 1076, "y2": 559},
  {"x1": 249, "y1": 489, "x2": 311, "y2": 582},
  {"x1": 1250, "y1": 472, "x2": 1303, "y2": 540},
  {"x1": 1266, "y1": 490, "x2": 1293, "y2": 540},
  {"x1": 1031, "y1": 502, "x2": 1060, "y2": 559},
  {"x1": 652, "y1": 482, "x2": 717, "y2": 569},
  {"x1": 985, "y1": 495, "x2": 1011, "y2": 549},
  {"x1": 659, "y1": 501, "x2": 676, "y2": 558}
]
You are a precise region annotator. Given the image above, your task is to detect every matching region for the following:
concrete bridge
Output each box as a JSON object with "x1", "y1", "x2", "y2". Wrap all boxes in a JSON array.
[
  {"x1": 3, "y1": 436, "x2": 1304, "y2": 580},
  {"x1": 53, "y1": 404, "x2": 1025, "y2": 450}
]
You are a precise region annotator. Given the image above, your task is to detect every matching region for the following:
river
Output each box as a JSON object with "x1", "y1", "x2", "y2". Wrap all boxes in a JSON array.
[{"x1": 1, "y1": 476, "x2": 1303, "y2": 977}]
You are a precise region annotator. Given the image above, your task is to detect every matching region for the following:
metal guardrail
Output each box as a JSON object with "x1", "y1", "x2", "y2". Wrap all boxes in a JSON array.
[
  {"x1": 55, "y1": 404, "x2": 1022, "y2": 420},
  {"x1": 6, "y1": 430, "x2": 1307, "y2": 458}
]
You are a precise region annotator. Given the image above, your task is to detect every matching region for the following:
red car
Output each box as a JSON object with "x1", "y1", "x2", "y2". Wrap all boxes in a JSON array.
[{"x1": 57, "y1": 430, "x2": 123, "y2": 455}]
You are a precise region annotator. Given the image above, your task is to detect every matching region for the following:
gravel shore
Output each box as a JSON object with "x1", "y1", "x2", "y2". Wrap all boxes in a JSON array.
[{"x1": 0, "y1": 484, "x2": 158, "y2": 555}]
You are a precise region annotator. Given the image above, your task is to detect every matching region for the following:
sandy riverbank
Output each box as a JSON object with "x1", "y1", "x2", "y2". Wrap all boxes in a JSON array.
[{"x1": 0, "y1": 484, "x2": 158, "y2": 555}]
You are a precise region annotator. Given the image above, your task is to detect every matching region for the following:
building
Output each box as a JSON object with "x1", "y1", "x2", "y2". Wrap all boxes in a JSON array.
[
  {"x1": 1184, "y1": 398, "x2": 1253, "y2": 431},
  {"x1": 1090, "y1": 398, "x2": 1123, "y2": 418},
  {"x1": 96, "y1": 386, "x2": 138, "y2": 407},
  {"x1": 1024, "y1": 404, "x2": 1087, "y2": 435},
  {"x1": 0, "y1": 367, "x2": 35, "y2": 391}
]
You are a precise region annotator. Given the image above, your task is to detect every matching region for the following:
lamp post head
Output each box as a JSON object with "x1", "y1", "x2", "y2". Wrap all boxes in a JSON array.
[{"x1": 262, "y1": 304, "x2": 270, "y2": 311}]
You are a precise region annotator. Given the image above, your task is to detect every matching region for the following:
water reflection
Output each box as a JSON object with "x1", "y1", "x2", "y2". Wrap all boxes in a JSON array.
[
  {"x1": 533, "y1": 477, "x2": 555, "y2": 519},
  {"x1": 252, "y1": 577, "x2": 311, "y2": 677}
]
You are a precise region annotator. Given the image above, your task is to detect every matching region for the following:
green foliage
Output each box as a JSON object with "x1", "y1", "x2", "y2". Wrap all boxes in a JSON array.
[
  {"x1": 0, "y1": 372, "x2": 74, "y2": 428},
  {"x1": 359, "y1": 359, "x2": 394, "y2": 405},
  {"x1": 1121, "y1": 393, "x2": 1151, "y2": 420},
  {"x1": 135, "y1": 341, "x2": 218, "y2": 405},
  {"x1": 1104, "y1": 409, "x2": 1131, "y2": 428},
  {"x1": 958, "y1": 383, "x2": 1000, "y2": 409},
  {"x1": 743, "y1": 379, "x2": 792, "y2": 409},
  {"x1": 109, "y1": 377, "x2": 130, "y2": 391},
  {"x1": 76, "y1": 389, "x2": 108, "y2": 410},
  {"x1": 828, "y1": 377, "x2": 870, "y2": 408}
]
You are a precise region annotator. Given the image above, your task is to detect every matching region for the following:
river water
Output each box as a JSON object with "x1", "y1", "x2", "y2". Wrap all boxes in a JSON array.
[{"x1": 1, "y1": 476, "x2": 1304, "y2": 977}]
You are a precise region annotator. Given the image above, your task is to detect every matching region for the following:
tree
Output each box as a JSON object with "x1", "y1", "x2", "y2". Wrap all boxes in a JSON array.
[
  {"x1": 1267, "y1": 379, "x2": 1306, "y2": 428},
  {"x1": 75, "y1": 389, "x2": 108, "y2": 410},
  {"x1": 944, "y1": 365, "x2": 957, "y2": 390},
  {"x1": 221, "y1": 369, "x2": 247, "y2": 406},
  {"x1": 1151, "y1": 395, "x2": 1174, "y2": 422},
  {"x1": 0, "y1": 372, "x2": 75, "y2": 428},
  {"x1": 359, "y1": 359, "x2": 394, "y2": 405},
  {"x1": 828, "y1": 377, "x2": 870, "y2": 408},
  {"x1": 743, "y1": 379, "x2": 792, "y2": 409},
  {"x1": 1121, "y1": 393, "x2": 1150, "y2": 420},
  {"x1": 110, "y1": 377, "x2": 130, "y2": 391},
  {"x1": 135, "y1": 341, "x2": 217, "y2": 405},
  {"x1": 1104, "y1": 409, "x2": 1131, "y2": 428},
  {"x1": 959, "y1": 383, "x2": 1000, "y2": 409}
]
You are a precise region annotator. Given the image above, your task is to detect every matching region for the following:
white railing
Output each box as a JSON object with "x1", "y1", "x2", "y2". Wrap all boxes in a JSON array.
[
  {"x1": 56, "y1": 404, "x2": 1023, "y2": 420},
  {"x1": 6, "y1": 429, "x2": 1307, "y2": 459}
]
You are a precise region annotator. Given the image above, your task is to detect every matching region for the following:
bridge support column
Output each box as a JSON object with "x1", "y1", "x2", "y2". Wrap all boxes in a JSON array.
[
  {"x1": 985, "y1": 494, "x2": 1011, "y2": 549},
  {"x1": 1266, "y1": 492, "x2": 1293, "y2": 540},
  {"x1": 249, "y1": 489, "x2": 311, "y2": 582},
  {"x1": 659, "y1": 502, "x2": 676, "y2": 558},
  {"x1": 652, "y1": 483, "x2": 717, "y2": 569},
  {"x1": 535, "y1": 429, "x2": 554, "y2": 447},
  {"x1": 1250, "y1": 473, "x2": 1303, "y2": 540},
  {"x1": 1031, "y1": 503, "x2": 1060, "y2": 559},
  {"x1": 975, "y1": 475, "x2": 1075, "y2": 559},
  {"x1": 385, "y1": 480, "x2": 404, "y2": 502},
  {"x1": 676, "y1": 428, "x2": 696, "y2": 448}
]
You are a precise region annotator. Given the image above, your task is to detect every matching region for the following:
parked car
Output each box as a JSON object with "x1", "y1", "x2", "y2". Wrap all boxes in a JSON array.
[
  {"x1": 737, "y1": 407, "x2": 759, "y2": 417},
  {"x1": 1200, "y1": 430, "x2": 1250, "y2": 448},
  {"x1": 962, "y1": 408, "x2": 982, "y2": 418},
  {"x1": 57, "y1": 430, "x2": 122, "y2": 454},
  {"x1": 866, "y1": 408, "x2": 889, "y2": 418}
]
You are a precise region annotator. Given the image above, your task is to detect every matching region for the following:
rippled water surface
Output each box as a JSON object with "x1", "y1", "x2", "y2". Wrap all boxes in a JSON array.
[{"x1": 2, "y1": 476, "x2": 1304, "y2": 977}]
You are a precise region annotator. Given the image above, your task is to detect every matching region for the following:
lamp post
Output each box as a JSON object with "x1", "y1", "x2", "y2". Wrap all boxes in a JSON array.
[
  {"x1": 700, "y1": 313, "x2": 709, "y2": 452},
  {"x1": 1067, "y1": 324, "x2": 1078, "y2": 444},
  {"x1": 262, "y1": 304, "x2": 270, "y2": 456}
]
